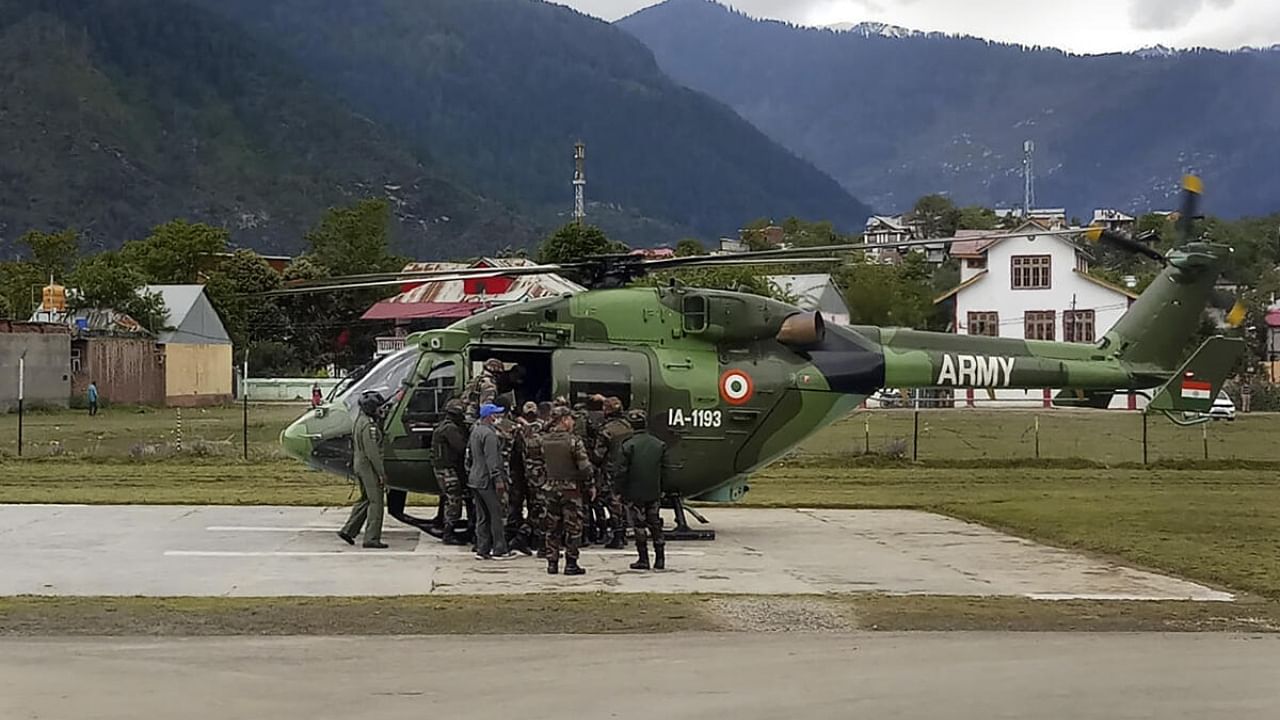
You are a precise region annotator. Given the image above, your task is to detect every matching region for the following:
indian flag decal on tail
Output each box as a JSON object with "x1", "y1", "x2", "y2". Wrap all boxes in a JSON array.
[{"x1": 1181, "y1": 373, "x2": 1211, "y2": 400}]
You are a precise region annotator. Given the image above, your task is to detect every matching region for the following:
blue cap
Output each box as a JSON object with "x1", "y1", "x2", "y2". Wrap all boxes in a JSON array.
[{"x1": 479, "y1": 403, "x2": 505, "y2": 419}]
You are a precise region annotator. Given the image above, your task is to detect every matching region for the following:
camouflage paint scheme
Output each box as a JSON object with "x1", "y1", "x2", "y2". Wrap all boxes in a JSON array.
[{"x1": 281, "y1": 243, "x2": 1243, "y2": 503}]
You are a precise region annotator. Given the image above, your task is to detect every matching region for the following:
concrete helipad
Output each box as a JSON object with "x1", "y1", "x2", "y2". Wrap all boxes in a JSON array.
[{"x1": 0, "y1": 505, "x2": 1232, "y2": 600}]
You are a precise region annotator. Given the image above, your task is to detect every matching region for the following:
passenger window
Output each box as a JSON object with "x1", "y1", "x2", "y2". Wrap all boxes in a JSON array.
[
  {"x1": 683, "y1": 295, "x2": 708, "y2": 333},
  {"x1": 404, "y1": 362, "x2": 457, "y2": 425},
  {"x1": 568, "y1": 362, "x2": 632, "y2": 408}
]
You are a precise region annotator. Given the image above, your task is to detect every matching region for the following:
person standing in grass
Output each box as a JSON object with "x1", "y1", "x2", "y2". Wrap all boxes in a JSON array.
[{"x1": 87, "y1": 381, "x2": 99, "y2": 417}]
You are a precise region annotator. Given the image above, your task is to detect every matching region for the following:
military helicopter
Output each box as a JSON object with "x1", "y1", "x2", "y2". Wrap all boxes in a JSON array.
[{"x1": 275, "y1": 176, "x2": 1244, "y2": 536}]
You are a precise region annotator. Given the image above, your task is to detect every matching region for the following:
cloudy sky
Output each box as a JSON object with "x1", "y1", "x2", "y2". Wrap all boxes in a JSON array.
[{"x1": 558, "y1": 0, "x2": 1280, "y2": 54}]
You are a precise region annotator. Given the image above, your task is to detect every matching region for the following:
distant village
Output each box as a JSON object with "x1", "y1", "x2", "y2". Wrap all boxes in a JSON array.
[{"x1": 2, "y1": 200, "x2": 1277, "y2": 414}]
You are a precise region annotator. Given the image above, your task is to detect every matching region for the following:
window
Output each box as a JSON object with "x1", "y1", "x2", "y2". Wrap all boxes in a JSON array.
[
  {"x1": 682, "y1": 295, "x2": 708, "y2": 332},
  {"x1": 966, "y1": 257, "x2": 987, "y2": 270},
  {"x1": 403, "y1": 361, "x2": 456, "y2": 426},
  {"x1": 967, "y1": 311, "x2": 999, "y2": 337},
  {"x1": 1063, "y1": 310, "x2": 1096, "y2": 343},
  {"x1": 568, "y1": 362, "x2": 632, "y2": 408},
  {"x1": 1011, "y1": 255, "x2": 1051, "y2": 289},
  {"x1": 340, "y1": 347, "x2": 419, "y2": 412},
  {"x1": 1075, "y1": 254, "x2": 1089, "y2": 273},
  {"x1": 1024, "y1": 311, "x2": 1056, "y2": 341}
]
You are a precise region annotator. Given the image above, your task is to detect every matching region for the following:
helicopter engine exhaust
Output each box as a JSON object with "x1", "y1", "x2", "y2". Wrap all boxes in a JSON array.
[{"x1": 776, "y1": 311, "x2": 826, "y2": 347}]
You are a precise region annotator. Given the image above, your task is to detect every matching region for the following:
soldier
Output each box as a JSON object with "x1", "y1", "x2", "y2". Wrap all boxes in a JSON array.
[
  {"x1": 593, "y1": 396, "x2": 633, "y2": 549},
  {"x1": 618, "y1": 409, "x2": 667, "y2": 570},
  {"x1": 516, "y1": 401, "x2": 549, "y2": 556},
  {"x1": 338, "y1": 391, "x2": 390, "y2": 549},
  {"x1": 466, "y1": 403, "x2": 515, "y2": 560},
  {"x1": 541, "y1": 407, "x2": 591, "y2": 576},
  {"x1": 491, "y1": 399, "x2": 527, "y2": 553},
  {"x1": 431, "y1": 399, "x2": 469, "y2": 545},
  {"x1": 463, "y1": 358, "x2": 506, "y2": 424}
]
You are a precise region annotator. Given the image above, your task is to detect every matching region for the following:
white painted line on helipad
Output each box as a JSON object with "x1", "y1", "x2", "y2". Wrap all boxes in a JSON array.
[
  {"x1": 1026, "y1": 592, "x2": 1235, "y2": 602},
  {"x1": 165, "y1": 550, "x2": 421, "y2": 557},
  {"x1": 0, "y1": 503, "x2": 92, "y2": 508},
  {"x1": 206, "y1": 526, "x2": 419, "y2": 533}
]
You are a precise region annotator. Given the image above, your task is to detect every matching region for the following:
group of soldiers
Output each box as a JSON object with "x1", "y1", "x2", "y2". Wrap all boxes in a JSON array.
[{"x1": 341, "y1": 358, "x2": 668, "y2": 576}]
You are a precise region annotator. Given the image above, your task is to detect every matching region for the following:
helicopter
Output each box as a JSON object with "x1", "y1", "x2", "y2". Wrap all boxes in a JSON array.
[{"x1": 275, "y1": 176, "x2": 1244, "y2": 536}]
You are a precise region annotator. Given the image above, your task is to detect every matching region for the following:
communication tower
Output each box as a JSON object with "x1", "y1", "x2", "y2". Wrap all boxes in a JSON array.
[
  {"x1": 1022, "y1": 140, "x2": 1036, "y2": 217},
  {"x1": 573, "y1": 140, "x2": 586, "y2": 225}
]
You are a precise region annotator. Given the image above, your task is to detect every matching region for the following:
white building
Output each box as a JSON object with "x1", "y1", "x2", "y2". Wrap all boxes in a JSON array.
[
  {"x1": 934, "y1": 221, "x2": 1140, "y2": 408},
  {"x1": 766, "y1": 274, "x2": 850, "y2": 326},
  {"x1": 1091, "y1": 209, "x2": 1137, "y2": 233}
]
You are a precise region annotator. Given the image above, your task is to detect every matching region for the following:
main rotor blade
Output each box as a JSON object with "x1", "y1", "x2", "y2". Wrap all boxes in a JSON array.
[
  {"x1": 276, "y1": 262, "x2": 580, "y2": 290},
  {"x1": 1176, "y1": 174, "x2": 1203, "y2": 243},
  {"x1": 258, "y1": 270, "x2": 522, "y2": 296},
  {"x1": 638, "y1": 228, "x2": 1090, "y2": 271}
]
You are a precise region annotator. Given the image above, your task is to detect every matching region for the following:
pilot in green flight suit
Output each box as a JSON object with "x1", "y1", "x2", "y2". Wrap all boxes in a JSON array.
[{"x1": 338, "y1": 391, "x2": 390, "y2": 549}]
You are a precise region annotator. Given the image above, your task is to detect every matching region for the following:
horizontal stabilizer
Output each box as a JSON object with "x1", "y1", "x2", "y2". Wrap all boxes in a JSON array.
[{"x1": 1148, "y1": 336, "x2": 1247, "y2": 414}]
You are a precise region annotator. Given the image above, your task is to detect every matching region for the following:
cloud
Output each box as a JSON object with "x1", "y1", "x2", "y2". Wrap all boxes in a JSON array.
[{"x1": 1129, "y1": 0, "x2": 1235, "y2": 30}]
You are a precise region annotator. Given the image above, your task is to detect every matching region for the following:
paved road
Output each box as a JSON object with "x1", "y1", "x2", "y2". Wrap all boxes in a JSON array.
[
  {"x1": 2, "y1": 633, "x2": 1277, "y2": 719},
  {"x1": 1, "y1": 505, "x2": 1230, "y2": 599}
]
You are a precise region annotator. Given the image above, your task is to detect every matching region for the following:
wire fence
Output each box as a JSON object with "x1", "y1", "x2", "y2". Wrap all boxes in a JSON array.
[{"x1": 800, "y1": 407, "x2": 1280, "y2": 465}]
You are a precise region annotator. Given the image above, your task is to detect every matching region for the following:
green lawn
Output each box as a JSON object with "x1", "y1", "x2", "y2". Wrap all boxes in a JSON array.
[{"x1": 0, "y1": 403, "x2": 306, "y2": 459}]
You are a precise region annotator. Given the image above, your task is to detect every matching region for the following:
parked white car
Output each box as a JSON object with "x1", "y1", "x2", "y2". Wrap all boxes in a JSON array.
[{"x1": 1207, "y1": 391, "x2": 1236, "y2": 421}]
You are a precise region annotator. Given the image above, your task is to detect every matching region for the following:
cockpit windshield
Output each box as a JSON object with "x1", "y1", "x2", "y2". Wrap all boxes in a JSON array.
[{"x1": 338, "y1": 347, "x2": 420, "y2": 412}]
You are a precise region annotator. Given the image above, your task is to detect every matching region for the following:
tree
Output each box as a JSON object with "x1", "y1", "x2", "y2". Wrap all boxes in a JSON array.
[
  {"x1": 67, "y1": 252, "x2": 167, "y2": 331},
  {"x1": 536, "y1": 223, "x2": 621, "y2": 264},
  {"x1": 911, "y1": 195, "x2": 960, "y2": 239},
  {"x1": 0, "y1": 262, "x2": 45, "y2": 319},
  {"x1": 20, "y1": 229, "x2": 79, "y2": 280},
  {"x1": 305, "y1": 198, "x2": 403, "y2": 274},
  {"x1": 836, "y1": 254, "x2": 936, "y2": 329},
  {"x1": 121, "y1": 220, "x2": 228, "y2": 283},
  {"x1": 674, "y1": 238, "x2": 705, "y2": 257},
  {"x1": 203, "y1": 250, "x2": 285, "y2": 361},
  {"x1": 955, "y1": 206, "x2": 998, "y2": 231}
]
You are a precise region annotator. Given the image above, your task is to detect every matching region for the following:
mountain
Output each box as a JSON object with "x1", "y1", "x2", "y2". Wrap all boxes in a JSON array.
[
  {"x1": 0, "y1": 0, "x2": 535, "y2": 257},
  {"x1": 621, "y1": 0, "x2": 1280, "y2": 219},
  {"x1": 186, "y1": 0, "x2": 872, "y2": 242}
]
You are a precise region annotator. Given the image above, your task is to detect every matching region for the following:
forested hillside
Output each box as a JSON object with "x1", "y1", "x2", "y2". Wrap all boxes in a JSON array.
[
  {"x1": 622, "y1": 0, "x2": 1280, "y2": 219},
  {"x1": 0, "y1": 0, "x2": 535, "y2": 256},
  {"x1": 188, "y1": 0, "x2": 872, "y2": 240}
]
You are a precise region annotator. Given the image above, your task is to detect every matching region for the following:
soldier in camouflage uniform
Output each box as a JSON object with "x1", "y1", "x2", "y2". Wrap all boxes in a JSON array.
[
  {"x1": 541, "y1": 407, "x2": 591, "y2": 576},
  {"x1": 618, "y1": 409, "x2": 667, "y2": 570},
  {"x1": 517, "y1": 402, "x2": 549, "y2": 557},
  {"x1": 462, "y1": 358, "x2": 506, "y2": 425},
  {"x1": 431, "y1": 399, "x2": 470, "y2": 545},
  {"x1": 593, "y1": 396, "x2": 633, "y2": 549},
  {"x1": 490, "y1": 401, "x2": 525, "y2": 552},
  {"x1": 504, "y1": 401, "x2": 542, "y2": 554}
]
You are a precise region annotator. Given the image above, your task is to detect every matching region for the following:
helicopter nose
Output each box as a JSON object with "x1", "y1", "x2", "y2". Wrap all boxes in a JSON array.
[{"x1": 280, "y1": 413, "x2": 316, "y2": 463}]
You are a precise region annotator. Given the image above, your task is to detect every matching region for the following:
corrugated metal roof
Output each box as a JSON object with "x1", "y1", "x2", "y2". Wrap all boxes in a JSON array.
[{"x1": 364, "y1": 258, "x2": 584, "y2": 321}]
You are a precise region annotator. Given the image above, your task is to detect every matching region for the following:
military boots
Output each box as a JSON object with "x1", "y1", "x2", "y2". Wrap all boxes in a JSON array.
[
  {"x1": 564, "y1": 558, "x2": 586, "y2": 576},
  {"x1": 547, "y1": 558, "x2": 559, "y2": 575},
  {"x1": 605, "y1": 524, "x2": 626, "y2": 549},
  {"x1": 630, "y1": 542, "x2": 650, "y2": 571},
  {"x1": 653, "y1": 544, "x2": 665, "y2": 570}
]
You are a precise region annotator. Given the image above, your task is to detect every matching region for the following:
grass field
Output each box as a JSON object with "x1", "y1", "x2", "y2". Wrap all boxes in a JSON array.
[
  {"x1": 2, "y1": 405, "x2": 1279, "y2": 606},
  {"x1": 2, "y1": 403, "x2": 1276, "y2": 464}
]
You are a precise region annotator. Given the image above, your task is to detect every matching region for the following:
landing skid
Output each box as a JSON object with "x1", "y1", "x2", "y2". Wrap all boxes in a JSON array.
[
  {"x1": 664, "y1": 493, "x2": 716, "y2": 541},
  {"x1": 386, "y1": 489, "x2": 442, "y2": 536}
]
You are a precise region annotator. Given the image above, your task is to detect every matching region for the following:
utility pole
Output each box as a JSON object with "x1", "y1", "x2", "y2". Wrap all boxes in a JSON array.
[
  {"x1": 242, "y1": 349, "x2": 250, "y2": 461},
  {"x1": 573, "y1": 140, "x2": 586, "y2": 226},
  {"x1": 17, "y1": 351, "x2": 25, "y2": 457}
]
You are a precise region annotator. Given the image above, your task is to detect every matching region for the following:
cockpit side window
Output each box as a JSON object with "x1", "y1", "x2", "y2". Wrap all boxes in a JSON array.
[{"x1": 339, "y1": 348, "x2": 419, "y2": 412}]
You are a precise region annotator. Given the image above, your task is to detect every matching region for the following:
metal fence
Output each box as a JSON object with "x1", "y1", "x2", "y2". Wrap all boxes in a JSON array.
[{"x1": 802, "y1": 407, "x2": 1278, "y2": 465}]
